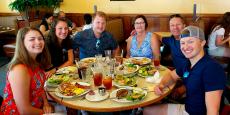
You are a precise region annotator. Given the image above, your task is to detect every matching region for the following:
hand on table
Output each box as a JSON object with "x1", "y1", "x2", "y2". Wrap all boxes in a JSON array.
[
  {"x1": 45, "y1": 69, "x2": 56, "y2": 79},
  {"x1": 154, "y1": 84, "x2": 164, "y2": 95}
]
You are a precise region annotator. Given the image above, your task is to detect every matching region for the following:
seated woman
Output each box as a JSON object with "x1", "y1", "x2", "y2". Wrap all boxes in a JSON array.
[
  {"x1": 39, "y1": 13, "x2": 53, "y2": 37},
  {"x1": 126, "y1": 15, "x2": 160, "y2": 60},
  {"x1": 46, "y1": 19, "x2": 74, "y2": 77},
  {"x1": 0, "y1": 27, "x2": 53, "y2": 114},
  {"x1": 208, "y1": 12, "x2": 230, "y2": 58}
]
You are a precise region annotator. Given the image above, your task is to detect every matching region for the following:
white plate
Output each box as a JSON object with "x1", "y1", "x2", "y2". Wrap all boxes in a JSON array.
[
  {"x1": 45, "y1": 80, "x2": 59, "y2": 87},
  {"x1": 125, "y1": 57, "x2": 151, "y2": 65},
  {"x1": 85, "y1": 90, "x2": 109, "y2": 102},
  {"x1": 116, "y1": 64, "x2": 139, "y2": 76},
  {"x1": 55, "y1": 87, "x2": 90, "y2": 99},
  {"x1": 80, "y1": 57, "x2": 96, "y2": 64},
  {"x1": 110, "y1": 88, "x2": 147, "y2": 103},
  {"x1": 113, "y1": 80, "x2": 137, "y2": 88},
  {"x1": 56, "y1": 66, "x2": 77, "y2": 74}
]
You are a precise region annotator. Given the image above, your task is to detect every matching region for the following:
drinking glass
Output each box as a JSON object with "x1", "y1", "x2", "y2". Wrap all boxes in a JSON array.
[
  {"x1": 104, "y1": 50, "x2": 112, "y2": 58},
  {"x1": 80, "y1": 68, "x2": 87, "y2": 82},
  {"x1": 103, "y1": 75, "x2": 112, "y2": 90},
  {"x1": 93, "y1": 72, "x2": 103, "y2": 86},
  {"x1": 91, "y1": 66, "x2": 103, "y2": 86}
]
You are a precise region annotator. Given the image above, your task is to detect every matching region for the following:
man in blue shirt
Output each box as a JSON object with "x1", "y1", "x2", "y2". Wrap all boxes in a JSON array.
[
  {"x1": 73, "y1": 11, "x2": 118, "y2": 59},
  {"x1": 160, "y1": 14, "x2": 188, "y2": 70},
  {"x1": 144, "y1": 26, "x2": 226, "y2": 115}
]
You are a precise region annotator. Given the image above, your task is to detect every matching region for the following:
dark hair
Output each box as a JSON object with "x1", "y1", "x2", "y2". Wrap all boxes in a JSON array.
[
  {"x1": 169, "y1": 14, "x2": 185, "y2": 24},
  {"x1": 8, "y1": 27, "x2": 51, "y2": 70},
  {"x1": 84, "y1": 13, "x2": 92, "y2": 24},
  {"x1": 40, "y1": 13, "x2": 53, "y2": 30},
  {"x1": 48, "y1": 19, "x2": 70, "y2": 47},
  {"x1": 133, "y1": 15, "x2": 148, "y2": 29},
  {"x1": 212, "y1": 12, "x2": 230, "y2": 39}
]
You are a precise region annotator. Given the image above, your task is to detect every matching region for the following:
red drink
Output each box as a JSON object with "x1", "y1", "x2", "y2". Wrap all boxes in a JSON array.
[
  {"x1": 154, "y1": 59, "x2": 160, "y2": 68},
  {"x1": 93, "y1": 73, "x2": 103, "y2": 86},
  {"x1": 103, "y1": 76, "x2": 112, "y2": 90}
]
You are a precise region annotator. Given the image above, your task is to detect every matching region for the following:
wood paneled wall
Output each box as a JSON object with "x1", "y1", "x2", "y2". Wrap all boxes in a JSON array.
[
  {"x1": 0, "y1": 13, "x2": 223, "y2": 39},
  {"x1": 66, "y1": 13, "x2": 222, "y2": 39}
]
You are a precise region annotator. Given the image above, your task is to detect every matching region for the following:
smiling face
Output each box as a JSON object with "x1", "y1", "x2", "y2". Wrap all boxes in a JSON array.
[
  {"x1": 134, "y1": 18, "x2": 146, "y2": 33},
  {"x1": 55, "y1": 21, "x2": 68, "y2": 40},
  {"x1": 24, "y1": 30, "x2": 44, "y2": 58},
  {"x1": 180, "y1": 37, "x2": 205, "y2": 60},
  {"x1": 169, "y1": 17, "x2": 185, "y2": 38},
  {"x1": 92, "y1": 15, "x2": 106, "y2": 35}
]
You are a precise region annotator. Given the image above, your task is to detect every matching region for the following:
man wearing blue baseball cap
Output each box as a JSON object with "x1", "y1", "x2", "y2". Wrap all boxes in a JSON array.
[{"x1": 144, "y1": 26, "x2": 226, "y2": 115}]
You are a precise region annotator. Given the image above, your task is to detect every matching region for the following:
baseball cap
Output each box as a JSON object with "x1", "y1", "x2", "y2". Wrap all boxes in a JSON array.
[{"x1": 180, "y1": 26, "x2": 205, "y2": 40}]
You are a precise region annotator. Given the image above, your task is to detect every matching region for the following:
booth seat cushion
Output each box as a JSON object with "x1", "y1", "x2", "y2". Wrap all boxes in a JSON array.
[{"x1": 3, "y1": 43, "x2": 16, "y2": 57}]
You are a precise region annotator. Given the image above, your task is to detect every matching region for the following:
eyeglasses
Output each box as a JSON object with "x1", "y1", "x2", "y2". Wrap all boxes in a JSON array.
[
  {"x1": 134, "y1": 22, "x2": 145, "y2": 25},
  {"x1": 96, "y1": 39, "x2": 100, "y2": 49}
]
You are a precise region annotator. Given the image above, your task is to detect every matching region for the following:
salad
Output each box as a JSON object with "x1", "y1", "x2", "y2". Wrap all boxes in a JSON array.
[
  {"x1": 138, "y1": 65, "x2": 156, "y2": 77},
  {"x1": 114, "y1": 74, "x2": 137, "y2": 87},
  {"x1": 47, "y1": 74, "x2": 70, "y2": 86},
  {"x1": 126, "y1": 88, "x2": 146, "y2": 101}
]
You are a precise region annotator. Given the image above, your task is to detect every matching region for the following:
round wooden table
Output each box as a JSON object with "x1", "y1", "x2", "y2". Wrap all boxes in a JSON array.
[{"x1": 47, "y1": 65, "x2": 174, "y2": 112}]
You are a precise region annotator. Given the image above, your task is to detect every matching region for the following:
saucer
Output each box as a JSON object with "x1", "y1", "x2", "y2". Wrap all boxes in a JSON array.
[{"x1": 85, "y1": 90, "x2": 109, "y2": 102}]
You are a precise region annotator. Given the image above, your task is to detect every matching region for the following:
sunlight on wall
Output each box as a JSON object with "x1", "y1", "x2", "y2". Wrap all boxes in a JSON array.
[
  {"x1": 60, "y1": 0, "x2": 230, "y2": 14},
  {"x1": 0, "y1": 0, "x2": 15, "y2": 13},
  {"x1": 0, "y1": 0, "x2": 229, "y2": 14}
]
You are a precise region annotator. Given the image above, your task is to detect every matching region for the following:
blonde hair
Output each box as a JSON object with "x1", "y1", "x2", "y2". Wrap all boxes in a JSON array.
[
  {"x1": 8, "y1": 27, "x2": 51, "y2": 70},
  {"x1": 93, "y1": 11, "x2": 107, "y2": 21}
]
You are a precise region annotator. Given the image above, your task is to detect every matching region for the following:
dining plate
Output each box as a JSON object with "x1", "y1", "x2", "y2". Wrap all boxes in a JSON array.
[
  {"x1": 110, "y1": 88, "x2": 147, "y2": 103},
  {"x1": 116, "y1": 64, "x2": 139, "y2": 76},
  {"x1": 125, "y1": 57, "x2": 151, "y2": 65},
  {"x1": 113, "y1": 75, "x2": 137, "y2": 88},
  {"x1": 54, "y1": 83, "x2": 90, "y2": 99},
  {"x1": 56, "y1": 66, "x2": 77, "y2": 74},
  {"x1": 45, "y1": 74, "x2": 70, "y2": 87},
  {"x1": 80, "y1": 57, "x2": 96, "y2": 64},
  {"x1": 85, "y1": 90, "x2": 109, "y2": 102}
]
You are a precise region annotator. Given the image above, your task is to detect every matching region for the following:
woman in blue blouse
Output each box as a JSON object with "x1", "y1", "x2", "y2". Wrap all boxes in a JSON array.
[{"x1": 126, "y1": 15, "x2": 160, "y2": 60}]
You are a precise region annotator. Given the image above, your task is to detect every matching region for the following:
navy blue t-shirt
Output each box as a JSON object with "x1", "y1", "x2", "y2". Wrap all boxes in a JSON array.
[
  {"x1": 162, "y1": 36, "x2": 188, "y2": 70},
  {"x1": 176, "y1": 54, "x2": 226, "y2": 115},
  {"x1": 73, "y1": 28, "x2": 118, "y2": 59}
]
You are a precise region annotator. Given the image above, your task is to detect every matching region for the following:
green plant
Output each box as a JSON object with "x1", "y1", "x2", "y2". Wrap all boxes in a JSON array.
[{"x1": 9, "y1": 0, "x2": 61, "y2": 12}]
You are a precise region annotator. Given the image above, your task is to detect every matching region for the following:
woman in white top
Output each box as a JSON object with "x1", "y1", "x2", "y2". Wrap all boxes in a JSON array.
[{"x1": 208, "y1": 12, "x2": 230, "y2": 57}]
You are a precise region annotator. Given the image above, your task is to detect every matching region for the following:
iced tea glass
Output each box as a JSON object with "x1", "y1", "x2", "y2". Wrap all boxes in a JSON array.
[
  {"x1": 103, "y1": 75, "x2": 112, "y2": 90},
  {"x1": 93, "y1": 72, "x2": 103, "y2": 86}
]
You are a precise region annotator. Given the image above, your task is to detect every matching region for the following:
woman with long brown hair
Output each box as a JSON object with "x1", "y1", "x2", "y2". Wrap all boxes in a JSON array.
[
  {"x1": 1, "y1": 27, "x2": 53, "y2": 114},
  {"x1": 45, "y1": 19, "x2": 74, "y2": 77}
]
